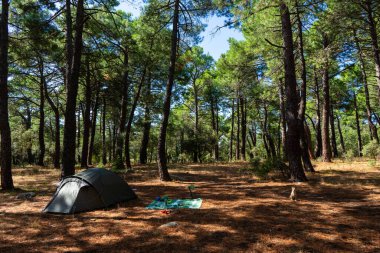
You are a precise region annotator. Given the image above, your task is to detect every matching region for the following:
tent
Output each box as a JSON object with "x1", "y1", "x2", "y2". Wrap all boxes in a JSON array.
[{"x1": 43, "y1": 168, "x2": 137, "y2": 214}]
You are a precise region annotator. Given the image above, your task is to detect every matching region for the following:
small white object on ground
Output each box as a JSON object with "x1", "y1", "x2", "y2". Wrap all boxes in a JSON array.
[{"x1": 159, "y1": 221, "x2": 179, "y2": 228}]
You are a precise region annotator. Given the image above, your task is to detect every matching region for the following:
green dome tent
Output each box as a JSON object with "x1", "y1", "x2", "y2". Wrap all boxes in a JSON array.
[{"x1": 43, "y1": 168, "x2": 137, "y2": 214}]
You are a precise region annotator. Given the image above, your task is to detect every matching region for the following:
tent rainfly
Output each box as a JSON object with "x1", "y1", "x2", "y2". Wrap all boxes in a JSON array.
[{"x1": 43, "y1": 168, "x2": 137, "y2": 214}]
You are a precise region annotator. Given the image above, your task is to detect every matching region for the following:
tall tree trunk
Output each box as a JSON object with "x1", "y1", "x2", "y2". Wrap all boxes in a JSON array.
[
  {"x1": 314, "y1": 68, "x2": 322, "y2": 157},
  {"x1": 280, "y1": 1, "x2": 307, "y2": 181},
  {"x1": 81, "y1": 56, "x2": 91, "y2": 168},
  {"x1": 296, "y1": 3, "x2": 314, "y2": 172},
  {"x1": 157, "y1": 0, "x2": 180, "y2": 181},
  {"x1": 236, "y1": 97, "x2": 240, "y2": 160},
  {"x1": 354, "y1": 32, "x2": 379, "y2": 143},
  {"x1": 193, "y1": 83, "x2": 199, "y2": 163},
  {"x1": 139, "y1": 77, "x2": 152, "y2": 164},
  {"x1": 304, "y1": 123, "x2": 315, "y2": 160},
  {"x1": 37, "y1": 62, "x2": 45, "y2": 166},
  {"x1": 44, "y1": 74, "x2": 60, "y2": 168},
  {"x1": 0, "y1": 0, "x2": 13, "y2": 190},
  {"x1": 115, "y1": 49, "x2": 129, "y2": 169},
  {"x1": 211, "y1": 96, "x2": 219, "y2": 160},
  {"x1": 240, "y1": 97, "x2": 246, "y2": 161},
  {"x1": 353, "y1": 92, "x2": 363, "y2": 156},
  {"x1": 336, "y1": 115, "x2": 345, "y2": 153},
  {"x1": 125, "y1": 68, "x2": 146, "y2": 170},
  {"x1": 279, "y1": 80, "x2": 287, "y2": 160},
  {"x1": 102, "y1": 97, "x2": 107, "y2": 165},
  {"x1": 229, "y1": 99, "x2": 235, "y2": 161},
  {"x1": 62, "y1": 0, "x2": 85, "y2": 178},
  {"x1": 88, "y1": 93, "x2": 99, "y2": 165},
  {"x1": 321, "y1": 33, "x2": 332, "y2": 162},
  {"x1": 330, "y1": 104, "x2": 338, "y2": 158},
  {"x1": 365, "y1": 0, "x2": 380, "y2": 106},
  {"x1": 77, "y1": 108, "x2": 81, "y2": 163}
]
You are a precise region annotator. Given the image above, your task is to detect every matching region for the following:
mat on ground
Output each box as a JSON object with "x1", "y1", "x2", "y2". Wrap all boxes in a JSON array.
[{"x1": 146, "y1": 198, "x2": 202, "y2": 209}]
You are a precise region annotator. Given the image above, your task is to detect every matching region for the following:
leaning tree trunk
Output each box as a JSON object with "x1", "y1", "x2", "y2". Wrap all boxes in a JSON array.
[
  {"x1": 330, "y1": 104, "x2": 338, "y2": 158},
  {"x1": 62, "y1": 0, "x2": 85, "y2": 178},
  {"x1": 353, "y1": 92, "x2": 363, "y2": 156},
  {"x1": 0, "y1": 0, "x2": 14, "y2": 190},
  {"x1": 280, "y1": 1, "x2": 307, "y2": 181},
  {"x1": 81, "y1": 56, "x2": 92, "y2": 168},
  {"x1": 156, "y1": 0, "x2": 180, "y2": 181},
  {"x1": 125, "y1": 67, "x2": 146, "y2": 170},
  {"x1": 336, "y1": 115, "x2": 346, "y2": 153},
  {"x1": 321, "y1": 33, "x2": 332, "y2": 162},
  {"x1": 354, "y1": 32, "x2": 379, "y2": 143},
  {"x1": 296, "y1": 2, "x2": 314, "y2": 172},
  {"x1": 365, "y1": 0, "x2": 380, "y2": 107}
]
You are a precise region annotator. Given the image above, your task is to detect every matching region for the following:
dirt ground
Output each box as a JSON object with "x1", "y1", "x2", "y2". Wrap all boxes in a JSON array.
[{"x1": 1, "y1": 161, "x2": 379, "y2": 253}]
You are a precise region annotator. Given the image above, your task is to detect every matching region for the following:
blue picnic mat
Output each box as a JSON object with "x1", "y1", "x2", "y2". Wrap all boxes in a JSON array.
[{"x1": 146, "y1": 198, "x2": 202, "y2": 209}]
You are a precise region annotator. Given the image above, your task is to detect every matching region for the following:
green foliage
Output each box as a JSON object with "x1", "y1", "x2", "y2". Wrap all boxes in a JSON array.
[
  {"x1": 363, "y1": 140, "x2": 380, "y2": 160},
  {"x1": 343, "y1": 150, "x2": 355, "y2": 163}
]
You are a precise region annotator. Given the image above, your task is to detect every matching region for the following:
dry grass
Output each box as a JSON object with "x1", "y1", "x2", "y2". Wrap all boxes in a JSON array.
[{"x1": 1, "y1": 161, "x2": 379, "y2": 253}]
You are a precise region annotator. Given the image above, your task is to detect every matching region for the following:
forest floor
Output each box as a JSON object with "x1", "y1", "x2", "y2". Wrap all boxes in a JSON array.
[{"x1": 0, "y1": 160, "x2": 380, "y2": 253}]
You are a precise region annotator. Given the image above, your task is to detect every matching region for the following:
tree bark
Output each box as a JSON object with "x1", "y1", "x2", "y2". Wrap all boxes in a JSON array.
[
  {"x1": 321, "y1": 33, "x2": 332, "y2": 162},
  {"x1": 157, "y1": 0, "x2": 180, "y2": 181},
  {"x1": 229, "y1": 99, "x2": 235, "y2": 161},
  {"x1": 365, "y1": 0, "x2": 380, "y2": 106},
  {"x1": 236, "y1": 97, "x2": 240, "y2": 160},
  {"x1": 0, "y1": 0, "x2": 14, "y2": 190},
  {"x1": 81, "y1": 56, "x2": 91, "y2": 168},
  {"x1": 330, "y1": 104, "x2": 338, "y2": 158},
  {"x1": 37, "y1": 60, "x2": 45, "y2": 166},
  {"x1": 44, "y1": 74, "x2": 60, "y2": 168},
  {"x1": 139, "y1": 77, "x2": 152, "y2": 164},
  {"x1": 279, "y1": 80, "x2": 287, "y2": 160},
  {"x1": 102, "y1": 97, "x2": 107, "y2": 165},
  {"x1": 314, "y1": 68, "x2": 322, "y2": 157},
  {"x1": 62, "y1": 0, "x2": 85, "y2": 177},
  {"x1": 125, "y1": 67, "x2": 146, "y2": 170},
  {"x1": 296, "y1": 2, "x2": 314, "y2": 172},
  {"x1": 193, "y1": 82, "x2": 199, "y2": 163},
  {"x1": 280, "y1": 1, "x2": 307, "y2": 181},
  {"x1": 240, "y1": 97, "x2": 246, "y2": 161},
  {"x1": 115, "y1": 49, "x2": 129, "y2": 169},
  {"x1": 354, "y1": 31, "x2": 379, "y2": 143},
  {"x1": 88, "y1": 92, "x2": 99, "y2": 165},
  {"x1": 336, "y1": 115, "x2": 345, "y2": 153},
  {"x1": 353, "y1": 92, "x2": 363, "y2": 156}
]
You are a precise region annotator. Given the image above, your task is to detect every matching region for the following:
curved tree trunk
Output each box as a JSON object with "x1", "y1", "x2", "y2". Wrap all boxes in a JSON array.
[
  {"x1": 0, "y1": 0, "x2": 14, "y2": 190},
  {"x1": 125, "y1": 68, "x2": 146, "y2": 170},
  {"x1": 353, "y1": 92, "x2": 363, "y2": 156},
  {"x1": 330, "y1": 104, "x2": 338, "y2": 158},
  {"x1": 354, "y1": 31, "x2": 379, "y2": 143},
  {"x1": 280, "y1": 1, "x2": 307, "y2": 181},
  {"x1": 157, "y1": 0, "x2": 180, "y2": 181}
]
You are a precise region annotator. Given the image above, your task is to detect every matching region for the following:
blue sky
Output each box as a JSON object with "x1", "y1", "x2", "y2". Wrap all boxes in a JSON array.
[{"x1": 116, "y1": 1, "x2": 244, "y2": 60}]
